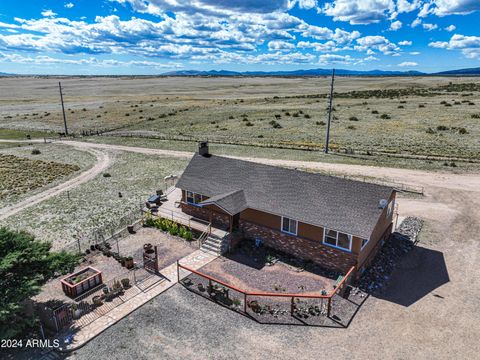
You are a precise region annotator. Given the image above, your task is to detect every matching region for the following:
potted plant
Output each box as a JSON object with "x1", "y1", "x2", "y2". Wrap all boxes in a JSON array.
[
  {"x1": 121, "y1": 278, "x2": 130, "y2": 289},
  {"x1": 143, "y1": 243, "x2": 154, "y2": 254},
  {"x1": 92, "y1": 296, "x2": 103, "y2": 306},
  {"x1": 125, "y1": 256, "x2": 134, "y2": 269},
  {"x1": 127, "y1": 224, "x2": 135, "y2": 234},
  {"x1": 197, "y1": 283, "x2": 205, "y2": 292},
  {"x1": 71, "y1": 303, "x2": 82, "y2": 319}
]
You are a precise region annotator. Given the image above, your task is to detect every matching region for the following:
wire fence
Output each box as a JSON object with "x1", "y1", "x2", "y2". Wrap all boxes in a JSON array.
[
  {"x1": 61, "y1": 207, "x2": 144, "y2": 255},
  {"x1": 177, "y1": 261, "x2": 355, "y2": 326}
]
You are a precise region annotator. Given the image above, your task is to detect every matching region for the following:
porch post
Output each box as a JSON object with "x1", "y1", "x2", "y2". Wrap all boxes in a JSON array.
[{"x1": 229, "y1": 215, "x2": 233, "y2": 233}]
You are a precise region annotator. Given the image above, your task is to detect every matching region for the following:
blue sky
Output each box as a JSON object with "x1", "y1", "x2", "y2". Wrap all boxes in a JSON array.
[{"x1": 0, "y1": 0, "x2": 478, "y2": 75}]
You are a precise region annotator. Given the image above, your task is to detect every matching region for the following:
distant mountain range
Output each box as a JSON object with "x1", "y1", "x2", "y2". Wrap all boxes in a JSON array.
[
  {"x1": 162, "y1": 67, "x2": 480, "y2": 77},
  {"x1": 1, "y1": 66, "x2": 480, "y2": 77}
]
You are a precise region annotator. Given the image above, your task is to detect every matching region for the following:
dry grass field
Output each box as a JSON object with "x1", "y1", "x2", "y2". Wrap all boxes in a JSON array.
[
  {"x1": 1, "y1": 76, "x2": 479, "y2": 162},
  {"x1": 0, "y1": 153, "x2": 79, "y2": 202}
]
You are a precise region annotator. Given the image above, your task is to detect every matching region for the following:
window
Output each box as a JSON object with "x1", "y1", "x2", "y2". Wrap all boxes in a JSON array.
[
  {"x1": 323, "y1": 229, "x2": 352, "y2": 251},
  {"x1": 361, "y1": 238, "x2": 369, "y2": 250},
  {"x1": 186, "y1": 191, "x2": 202, "y2": 205},
  {"x1": 281, "y1": 217, "x2": 298, "y2": 235}
]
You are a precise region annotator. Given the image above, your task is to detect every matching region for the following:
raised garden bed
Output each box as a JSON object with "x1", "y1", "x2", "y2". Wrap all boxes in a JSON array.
[{"x1": 61, "y1": 266, "x2": 103, "y2": 298}]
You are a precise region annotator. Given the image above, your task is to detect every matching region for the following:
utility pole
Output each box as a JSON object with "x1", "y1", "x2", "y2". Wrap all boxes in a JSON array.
[
  {"x1": 59, "y1": 82, "x2": 68, "y2": 136},
  {"x1": 324, "y1": 69, "x2": 335, "y2": 154}
]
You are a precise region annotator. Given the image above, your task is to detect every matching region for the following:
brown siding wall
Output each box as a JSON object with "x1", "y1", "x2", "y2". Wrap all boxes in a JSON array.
[
  {"x1": 240, "y1": 208, "x2": 280, "y2": 229},
  {"x1": 239, "y1": 220, "x2": 356, "y2": 273},
  {"x1": 357, "y1": 191, "x2": 396, "y2": 269}
]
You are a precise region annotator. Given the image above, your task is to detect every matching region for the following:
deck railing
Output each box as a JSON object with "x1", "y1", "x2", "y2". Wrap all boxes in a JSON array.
[{"x1": 177, "y1": 261, "x2": 355, "y2": 318}]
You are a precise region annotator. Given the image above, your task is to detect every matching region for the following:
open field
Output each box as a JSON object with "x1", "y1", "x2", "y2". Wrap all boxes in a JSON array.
[
  {"x1": 0, "y1": 153, "x2": 79, "y2": 203},
  {"x1": 0, "y1": 76, "x2": 479, "y2": 163},
  {"x1": 0, "y1": 149, "x2": 187, "y2": 249},
  {"x1": 0, "y1": 143, "x2": 95, "y2": 207}
]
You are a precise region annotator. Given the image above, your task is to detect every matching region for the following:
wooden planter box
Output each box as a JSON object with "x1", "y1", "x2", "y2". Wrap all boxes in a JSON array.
[{"x1": 61, "y1": 266, "x2": 103, "y2": 298}]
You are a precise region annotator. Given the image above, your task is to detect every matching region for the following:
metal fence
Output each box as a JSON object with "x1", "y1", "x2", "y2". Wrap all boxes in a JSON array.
[
  {"x1": 61, "y1": 208, "x2": 144, "y2": 255},
  {"x1": 177, "y1": 261, "x2": 355, "y2": 323},
  {"x1": 50, "y1": 269, "x2": 140, "y2": 332}
]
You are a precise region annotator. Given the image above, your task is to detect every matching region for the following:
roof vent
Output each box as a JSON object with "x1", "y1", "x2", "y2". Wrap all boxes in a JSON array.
[
  {"x1": 198, "y1": 141, "x2": 209, "y2": 157},
  {"x1": 378, "y1": 199, "x2": 388, "y2": 209}
]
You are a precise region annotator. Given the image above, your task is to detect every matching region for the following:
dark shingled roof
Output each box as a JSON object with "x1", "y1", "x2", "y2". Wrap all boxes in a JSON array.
[
  {"x1": 199, "y1": 189, "x2": 248, "y2": 215},
  {"x1": 176, "y1": 154, "x2": 394, "y2": 238}
]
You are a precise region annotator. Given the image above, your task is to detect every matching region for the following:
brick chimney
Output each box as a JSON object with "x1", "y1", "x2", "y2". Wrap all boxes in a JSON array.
[{"x1": 198, "y1": 141, "x2": 209, "y2": 157}]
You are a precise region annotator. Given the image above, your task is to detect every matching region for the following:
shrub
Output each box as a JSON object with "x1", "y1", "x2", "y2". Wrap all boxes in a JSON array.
[
  {"x1": 380, "y1": 114, "x2": 391, "y2": 119},
  {"x1": 292, "y1": 112, "x2": 299, "y2": 117},
  {"x1": 258, "y1": 134, "x2": 264, "y2": 138},
  {"x1": 426, "y1": 127, "x2": 436, "y2": 134},
  {"x1": 316, "y1": 121, "x2": 325, "y2": 126},
  {"x1": 398, "y1": 105, "x2": 404, "y2": 109},
  {"x1": 371, "y1": 110, "x2": 379, "y2": 114},
  {"x1": 419, "y1": 104, "x2": 425, "y2": 108},
  {"x1": 349, "y1": 116, "x2": 359, "y2": 121},
  {"x1": 471, "y1": 114, "x2": 480, "y2": 119},
  {"x1": 269, "y1": 120, "x2": 282, "y2": 129},
  {"x1": 347, "y1": 125, "x2": 356, "y2": 130},
  {"x1": 436, "y1": 125, "x2": 449, "y2": 131},
  {"x1": 458, "y1": 127, "x2": 468, "y2": 134},
  {"x1": 228, "y1": 115, "x2": 234, "y2": 119},
  {"x1": 304, "y1": 114, "x2": 311, "y2": 119},
  {"x1": 103, "y1": 173, "x2": 111, "y2": 178},
  {"x1": 245, "y1": 121, "x2": 254, "y2": 126},
  {"x1": 31, "y1": 149, "x2": 41, "y2": 155}
]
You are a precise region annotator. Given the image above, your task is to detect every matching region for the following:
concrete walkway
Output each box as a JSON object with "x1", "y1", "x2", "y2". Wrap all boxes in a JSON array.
[{"x1": 58, "y1": 249, "x2": 217, "y2": 352}]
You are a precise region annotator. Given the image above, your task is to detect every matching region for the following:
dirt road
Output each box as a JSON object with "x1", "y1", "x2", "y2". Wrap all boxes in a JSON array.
[{"x1": 0, "y1": 147, "x2": 111, "y2": 221}]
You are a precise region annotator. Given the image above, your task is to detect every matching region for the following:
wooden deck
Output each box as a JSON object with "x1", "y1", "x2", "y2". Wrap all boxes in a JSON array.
[{"x1": 153, "y1": 187, "x2": 228, "y2": 239}]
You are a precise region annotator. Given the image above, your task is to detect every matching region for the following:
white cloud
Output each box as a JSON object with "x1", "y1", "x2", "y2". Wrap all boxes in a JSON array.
[
  {"x1": 389, "y1": 20, "x2": 402, "y2": 30},
  {"x1": 431, "y1": 0, "x2": 480, "y2": 16},
  {"x1": 398, "y1": 61, "x2": 418, "y2": 67},
  {"x1": 0, "y1": 22, "x2": 20, "y2": 29},
  {"x1": 399, "y1": 40, "x2": 412, "y2": 46},
  {"x1": 322, "y1": 0, "x2": 395, "y2": 25},
  {"x1": 41, "y1": 10, "x2": 57, "y2": 17},
  {"x1": 65, "y1": 2, "x2": 75, "y2": 8},
  {"x1": 423, "y1": 23, "x2": 438, "y2": 31},
  {"x1": 355, "y1": 35, "x2": 400, "y2": 55},
  {"x1": 396, "y1": 0, "x2": 421, "y2": 13},
  {"x1": 318, "y1": 53, "x2": 356, "y2": 65},
  {"x1": 268, "y1": 40, "x2": 295, "y2": 51},
  {"x1": 410, "y1": 51, "x2": 420, "y2": 55},
  {"x1": 411, "y1": 18, "x2": 422, "y2": 27},
  {"x1": 430, "y1": 34, "x2": 480, "y2": 59},
  {"x1": 445, "y1": 25, "x2": 456, "y2": 32},
  {"x1": 417, "y1": 3, "x2": 431, "y2": 17}
]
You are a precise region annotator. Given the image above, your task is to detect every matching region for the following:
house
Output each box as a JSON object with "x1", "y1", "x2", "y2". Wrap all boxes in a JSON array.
[{"x1": 176, "y1": 142, "x2": 396, "y2": 274}]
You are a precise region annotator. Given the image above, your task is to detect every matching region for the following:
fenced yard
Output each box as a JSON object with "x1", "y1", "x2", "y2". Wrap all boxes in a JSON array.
[{"x1": 177, "y1": 260, "x2": 362, "y2": 327}]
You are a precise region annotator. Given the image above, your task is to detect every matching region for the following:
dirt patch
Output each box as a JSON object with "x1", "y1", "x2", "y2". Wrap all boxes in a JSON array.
[{"x1": 200, "y1": 239, "x2": 339, "y2": 295}]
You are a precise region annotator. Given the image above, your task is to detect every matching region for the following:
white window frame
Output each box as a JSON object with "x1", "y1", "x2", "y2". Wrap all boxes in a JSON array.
[
  {"x1": 281, "y1": 217, "x2": 298, "y2": 236},
  {"x1": 322, "y1": 228, "x2": 352, "y2": 252},
  {"x1": 186, "y1": 191, "x2": 202, "y2": 205},
  {"x1": 361, "y1": 237, "x2": 369, "y2": 250}
]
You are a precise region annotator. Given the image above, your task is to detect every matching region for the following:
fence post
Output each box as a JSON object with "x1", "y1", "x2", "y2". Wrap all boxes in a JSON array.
[
  {"x1": 77, "y1": 238, "x2": 81, "y2": 254},
  {"x1": 290, "y1": 297, "x2": 295, "y2": 315},
  {"x1": 243, "y1": 293, "x2": 247, "y2": 313},
  {"x1": 327, "y1": 297, "x2": 331, "y2": 317},
  {"x1": 176, "y1": 260, "x2": 180, "y2": 282}
]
